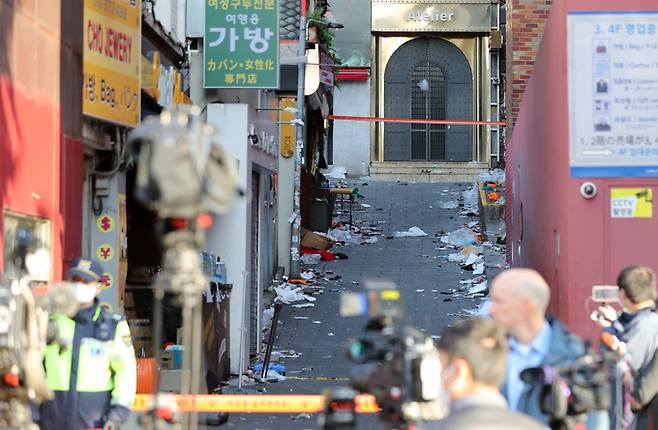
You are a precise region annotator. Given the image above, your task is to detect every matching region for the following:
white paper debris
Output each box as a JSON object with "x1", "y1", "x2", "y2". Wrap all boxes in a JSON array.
[
  {"x1": 394, "y1": 226, "x2": 428, "y2": 238},
  {"x1": 448, "y1": 253, "x2": 467, "y2": 263},
  {"x1": 468, "y1": 281, "x2": 488, "y2": 295},
  {"x1": 361, "y1": 203, "x2": 371, "y2": 208},
  {"x1": 473, "y1": 262, "x2": 485, "y2": 275},
  {"x1": 462, "y1": 186, "x2": 479, "y2": 212},
  {"x1": 322, "y1": 165, "x2": 347, "y2": 179},
  {"x1": 478, "y1": 168, "x2": 505, "y2": 183},
  {"x1": 477, "y1": 300, "x2": 492, "y2": 316},
  {"x1": 441, "y1": 227, "x2": 479, "y2": 247},
  {"x1": 300, "y1": 271, "x2": 315, "y2": 280},
  {"x1": 292, "y1": 303, "x2": 315, "y2": 308},
  {"x1": 439, "y1": 200, "x2": 459, "y2": 209},
  {"x1": 301, "y1": 254, "x2": 321, "y2": 265},
  {"x1": 327, "y1": 228, "x2": 359, "y2": 244},
  {"x1": 275, "y1": 284, "x2": 316, "y2": 304},
  {"x1": 464, "y1": 253, "x2": 484, "y2": 267},
  {"x1": 264, "y1": 369, "x2": 286, "y2": 381}
]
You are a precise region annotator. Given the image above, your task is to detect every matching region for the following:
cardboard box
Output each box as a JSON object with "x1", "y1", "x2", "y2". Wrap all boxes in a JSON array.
[
  {"x1": 301, "y1": 228, "x2": 332, "y2": 251},
  {"x1": 160, "y1": 349, "x2": 175, "y2": 369}
]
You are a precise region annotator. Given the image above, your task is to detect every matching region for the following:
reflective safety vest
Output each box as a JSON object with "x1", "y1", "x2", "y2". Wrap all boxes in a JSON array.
[{"x1": 39, "y1": 303, "x2": 136, "y2": 430}]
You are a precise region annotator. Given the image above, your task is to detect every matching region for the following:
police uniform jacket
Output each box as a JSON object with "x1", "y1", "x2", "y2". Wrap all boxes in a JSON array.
[{"x1": 39, "y1": 302, "x2": 136, "y2": 430}]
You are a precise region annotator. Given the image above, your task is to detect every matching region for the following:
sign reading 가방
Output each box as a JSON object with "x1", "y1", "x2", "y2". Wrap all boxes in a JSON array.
[
  {"x1": 204, "y1": 0, "x2": 279, "y2": 88},
  {"x1": 568, "y1": 12, "x2": 658, "y2": 177},
  {"x1": 83, "y1": 0, "x2": 141, "y2": 127}
]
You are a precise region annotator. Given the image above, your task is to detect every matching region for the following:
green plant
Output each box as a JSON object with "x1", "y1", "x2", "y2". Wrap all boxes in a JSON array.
[{"x1": 306, "y1": 10, "x2": 342, "y2": 65}]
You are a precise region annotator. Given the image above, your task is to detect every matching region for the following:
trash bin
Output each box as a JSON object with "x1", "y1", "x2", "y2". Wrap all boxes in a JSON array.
[{"x1": 203, "y1": 282, "x2": 232, "y2": 392}]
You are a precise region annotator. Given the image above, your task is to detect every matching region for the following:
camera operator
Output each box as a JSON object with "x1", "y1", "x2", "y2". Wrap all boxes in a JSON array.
[
  {"x1": 489, "y1": 268, "x2": 586, "y2": 425},
  {"x1": 596, "y1": 265, "x2": 658, "y2": 427},
  {"x1": 38, "y1": 257, "x2": 136, "y2": 430},
  {"x1": 417, "y1": 318, "x2": 544, "y2": 429}
]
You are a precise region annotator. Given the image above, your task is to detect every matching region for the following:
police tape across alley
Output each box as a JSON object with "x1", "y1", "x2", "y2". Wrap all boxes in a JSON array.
[{"x1": 132, "y1": 394, "x2": 380, "y2": 414}]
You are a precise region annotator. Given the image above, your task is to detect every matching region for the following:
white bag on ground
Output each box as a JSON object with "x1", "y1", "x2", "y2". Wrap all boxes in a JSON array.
[
  {"x1": 394, "y1": 226, "x2": 428, "y2": 238},
  {"x1": 441, "y1": 227, "x2": 479, "y2": 247}
]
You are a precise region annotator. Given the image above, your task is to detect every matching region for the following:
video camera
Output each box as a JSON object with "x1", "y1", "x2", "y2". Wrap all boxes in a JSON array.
[
  {"x1": 337, "y1": 280, "x2": 445, "y2": 429},
  {"x1": 520, "y1": 343, "x2": 616, "y2": 430},
  {"x1": 0, "y1": 275, "x2": 78, "y2": 429}
]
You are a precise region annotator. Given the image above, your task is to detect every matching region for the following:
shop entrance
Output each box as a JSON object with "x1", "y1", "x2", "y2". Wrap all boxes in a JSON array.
[{"x1": 384, "y1": 37, "x2": 473, "y2": 161}]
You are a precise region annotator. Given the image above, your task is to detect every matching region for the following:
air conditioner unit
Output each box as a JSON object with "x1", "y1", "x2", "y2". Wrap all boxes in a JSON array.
[{"x1": 186, "y1": 0, "x2": 204, "y2": 38}]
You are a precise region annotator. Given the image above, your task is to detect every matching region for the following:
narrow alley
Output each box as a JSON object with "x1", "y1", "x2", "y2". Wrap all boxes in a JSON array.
[{"x1": 225, "y1": 179, "x2": 503, "y2": 429}]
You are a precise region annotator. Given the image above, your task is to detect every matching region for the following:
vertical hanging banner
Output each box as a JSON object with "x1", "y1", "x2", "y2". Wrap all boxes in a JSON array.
[
  {"x1": 83, "y1": 0, "x2": 141, "y2": 127},
  {"x1": 204, "y1": 0, "x2": 280, "y2": 88}
]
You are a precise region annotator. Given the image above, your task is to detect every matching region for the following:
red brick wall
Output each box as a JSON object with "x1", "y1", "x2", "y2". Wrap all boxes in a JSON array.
[{"x1": 506, "y1": 0, "x2": 553, "y2": 130}]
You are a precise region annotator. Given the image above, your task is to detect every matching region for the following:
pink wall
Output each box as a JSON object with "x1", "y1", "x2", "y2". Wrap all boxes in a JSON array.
[
  {"x1": 507, "y1": 0, "x2": 658, "y2": 339},
  {"x1": 0, "y1": 0, "x2": 83, "y2": 281}
]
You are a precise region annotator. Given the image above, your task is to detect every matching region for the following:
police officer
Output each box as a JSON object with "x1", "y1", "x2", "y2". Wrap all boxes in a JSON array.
[{"x1": 39, "y1": 257, "x2": 136, "y2": 430}]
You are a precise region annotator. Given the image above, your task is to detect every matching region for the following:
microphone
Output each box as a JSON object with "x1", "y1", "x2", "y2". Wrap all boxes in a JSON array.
[
  {"x1": 33, "y1": 282, "x2": 79, "y2": 317},
  {"x1": 601, "y1": 331, "x2": 625, "y2": 356}
]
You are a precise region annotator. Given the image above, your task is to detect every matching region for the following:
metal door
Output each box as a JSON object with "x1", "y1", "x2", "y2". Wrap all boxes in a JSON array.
[
  {"x1": 411, "y1": 62, "x2": 446, "y2": 160},
  {"x1": 384, "y1": 38, "x2": 473, "y2": 161}
]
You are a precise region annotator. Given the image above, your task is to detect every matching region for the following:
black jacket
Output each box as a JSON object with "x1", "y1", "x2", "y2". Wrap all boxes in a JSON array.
[{"x1": 417, "y1": 392, "x2": 545, "y2": 430}]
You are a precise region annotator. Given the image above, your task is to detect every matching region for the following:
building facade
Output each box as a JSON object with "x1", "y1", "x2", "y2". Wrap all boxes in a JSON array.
[
  {"x1": 372, "y1": 1, "x2": 503, "y2": 165},
  {"x1": 0, "y1": 0, "x2": 84, "y2": 283}
]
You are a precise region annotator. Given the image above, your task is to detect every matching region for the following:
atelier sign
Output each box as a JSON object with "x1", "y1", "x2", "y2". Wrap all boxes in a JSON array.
[
  {"x1": 407, "y1": 11, "x2": 455, "y2": 23},
  {"x1": 372, "y1": 1, "x2": 491, "y2": 33}
]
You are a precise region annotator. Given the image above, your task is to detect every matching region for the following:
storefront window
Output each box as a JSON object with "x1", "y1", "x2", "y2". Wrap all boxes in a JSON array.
[{"x1": 2, "y1": 211, "x2": 52, "y2": 282}]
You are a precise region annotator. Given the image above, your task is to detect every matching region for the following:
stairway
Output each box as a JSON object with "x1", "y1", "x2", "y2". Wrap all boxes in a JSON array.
[{"x1": 368, "y1": 161, "x2": 489, "y2": 183}]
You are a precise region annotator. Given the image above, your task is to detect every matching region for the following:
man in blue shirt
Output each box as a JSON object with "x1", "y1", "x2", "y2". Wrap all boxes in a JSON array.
[{"x1": 489, "y1": 268, "x2": 585, "y2": 425}]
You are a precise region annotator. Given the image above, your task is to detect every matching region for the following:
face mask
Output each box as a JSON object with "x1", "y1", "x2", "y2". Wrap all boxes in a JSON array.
[{"x1": 71, "y1": 282, "x2": 97, "y2": 304}]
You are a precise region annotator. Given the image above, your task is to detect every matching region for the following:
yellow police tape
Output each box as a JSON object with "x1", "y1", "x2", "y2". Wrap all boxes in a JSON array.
[{"x1": 132, "y1": 394, "x2": 379, "y2": 414}]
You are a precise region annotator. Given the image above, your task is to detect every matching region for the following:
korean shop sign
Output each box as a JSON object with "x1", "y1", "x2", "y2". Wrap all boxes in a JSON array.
[
  {"x1": 204, "y1": 0, "x2": 280, "y2": 88},
  {"x1": 83, "y1": 0, "x2": 141, "y2": 127}
]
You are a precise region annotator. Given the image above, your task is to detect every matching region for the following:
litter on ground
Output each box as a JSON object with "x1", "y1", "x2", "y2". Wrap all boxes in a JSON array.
[
  {"x1": 441, "y1": 227, "x2": 480, "y2": 247},
  {"x1": 394, "y1": 226, "x2": 428, "y2": 238},
  {"x1": 439, "y1": 200, "x2": 459, "y2": 209}
]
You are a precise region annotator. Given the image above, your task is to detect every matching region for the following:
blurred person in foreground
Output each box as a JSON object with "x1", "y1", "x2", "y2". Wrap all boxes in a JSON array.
[
  {"x1": 418, "y1": 318, "x2": 544, "y2": 429},
  {"x1": 38, "y1": 257, "x2": 136, "y2": 430},
  {"x1": 489, "y1": 268, "x2": 590, "y2": 426},
  {"x1": 596, "y1": 265, "x2": 658, "y2": 428}
]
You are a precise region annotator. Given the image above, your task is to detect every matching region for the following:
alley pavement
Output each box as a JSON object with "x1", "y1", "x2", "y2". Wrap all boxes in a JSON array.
[{"x1": 225, "y1": 180, "x2": 488, "y2": 430}]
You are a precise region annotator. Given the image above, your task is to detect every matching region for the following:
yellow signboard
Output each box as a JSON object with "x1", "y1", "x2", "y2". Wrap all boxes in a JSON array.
[
  {"x1": 279, "y1": 98, "x2": 295, "y2": 158},
  {"x1": 610, "y1": 188, "x2": 653, "y2": 218},
  {"x1": 83, "y1": 0, "x2": 141, "y2": 127}
]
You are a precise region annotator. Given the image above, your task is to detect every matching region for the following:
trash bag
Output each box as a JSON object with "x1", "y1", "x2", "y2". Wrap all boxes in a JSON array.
[
  {"x1": 327, "y1": 228, "x2": 359, "y2": 244},
  {"x1": 477, "y1": 168, "x2": 505, "y2": 184},
  {"x1": 441, "y1": 227, "x2": 480, "y2": 247},
  {"x1": 394, "y1": 226, "x2": 428, "y2": 238},
  {"x1": 462, "y1": 186, "x2": 479, "y2": 212},
  {"x1": 274, "y1": 284, "x2": 316, "y2": 304},
  {"x1": 300, "y1": 254, "x2": 322, "y2": 265},
  {"x1": 439, "y1": 200, "x2": 459, "y2": 209}
]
